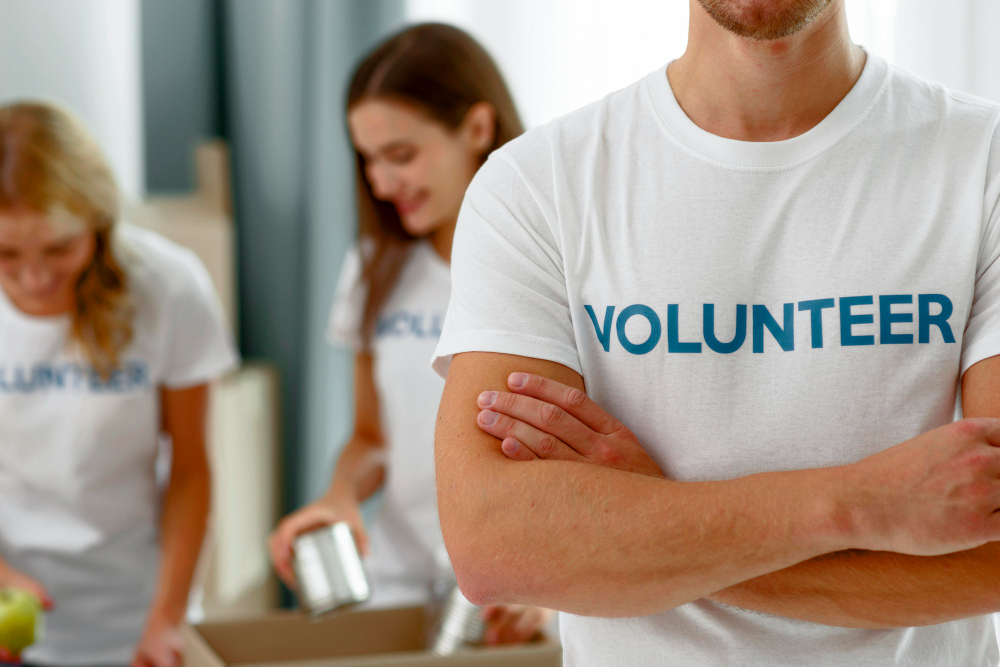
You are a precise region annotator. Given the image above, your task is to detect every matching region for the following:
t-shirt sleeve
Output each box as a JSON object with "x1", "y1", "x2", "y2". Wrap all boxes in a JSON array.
[
  {"x1": 961, "y1": 120, "x2": 1000, "y2": 376},
  {"x1": 431, "y1": 151, "x2": 580, "y2": 378},
  {"x1": 161, "y1": 253, "x2": 240, "y2": 388},
  {"x1": 326, "y1": 244, "x2": 367, "y2": 351}
]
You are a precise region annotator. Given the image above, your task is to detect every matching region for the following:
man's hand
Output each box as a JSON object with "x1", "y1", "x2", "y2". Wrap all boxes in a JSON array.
[
  {"x1": 841, "y1": 418, "x2": 1000, "y2": 555},
  {"x1": 477, "y1": 372, "x2": 1000, "y2": 557},
  {"x1": 476, "y1": 372, "x2": 664, "y2": 478}
]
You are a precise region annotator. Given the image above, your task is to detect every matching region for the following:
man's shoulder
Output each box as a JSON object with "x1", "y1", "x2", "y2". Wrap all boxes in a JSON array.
[
  {"x1": 883, "y1": 61, "x2": 1000, "y2": 131},
  {"x1": 494, "y1": 72, "x2": 654, "y2": 177}
]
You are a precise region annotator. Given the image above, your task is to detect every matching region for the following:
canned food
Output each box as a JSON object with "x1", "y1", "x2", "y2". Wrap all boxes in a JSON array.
[
  {"x1": 431, "y1": 585, "x2": 485, "y2": 655},
  {"x1": 292, "y1": 522, "x2": 370, "y2": 617}
]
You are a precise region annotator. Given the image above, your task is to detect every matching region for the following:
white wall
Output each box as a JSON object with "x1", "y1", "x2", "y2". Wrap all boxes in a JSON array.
[
  {"x1": 895, "y1": 0, "x2": 1000, "y2": 102},
  {"x1": 406, "y1": 0, "x2": 688, "y2": 128},
  {"x1": 0, "y1": 0, "x2": 144, "y2": 199}
]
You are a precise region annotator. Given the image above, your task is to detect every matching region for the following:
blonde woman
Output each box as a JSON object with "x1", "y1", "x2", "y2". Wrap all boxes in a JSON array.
[{"x1": 0, "y1": 102, "x2": 238, "y2": 667}]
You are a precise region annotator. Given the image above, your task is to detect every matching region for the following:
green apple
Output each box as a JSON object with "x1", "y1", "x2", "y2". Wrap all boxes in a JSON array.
[{"x1": 0, "y1": 588, "x2": 43, "y2": 657}]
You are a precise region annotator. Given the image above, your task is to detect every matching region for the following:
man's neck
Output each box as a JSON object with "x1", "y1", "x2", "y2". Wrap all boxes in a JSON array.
[{"x1": 668, "y1": 0, "x2": 866, "y2": 142}]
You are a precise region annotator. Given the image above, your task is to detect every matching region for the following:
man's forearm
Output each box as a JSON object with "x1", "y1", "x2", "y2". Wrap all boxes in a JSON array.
[
  {"x1": 437, "y1": 353, "x2": 860, "y2": 617},
  {"x1": 708, "y1": 541, "x2": 1000, "y2": 628}
]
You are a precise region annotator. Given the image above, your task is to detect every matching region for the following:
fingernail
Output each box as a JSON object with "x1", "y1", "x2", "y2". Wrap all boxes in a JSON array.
[
  {"x1": 501, "y1": 438, "x2": 519, "y2": 455},
  {"x1": 478, "y1": 391, "x2": 497, "y2": 408},
  {"x1": 509, "y1": 372, "x2": 528, "y2": 388},
  {"x1": 479, "y1": 410, "x2": 499, "y2": 426}
]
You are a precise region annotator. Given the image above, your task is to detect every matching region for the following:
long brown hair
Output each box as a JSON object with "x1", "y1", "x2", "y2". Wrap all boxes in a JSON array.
[
  {"x1": 0, "y1": 101, "x2": 132, "y2": 376},
  {"x1": 347, "y1": 23, "x2": 524, "y2": 346}
]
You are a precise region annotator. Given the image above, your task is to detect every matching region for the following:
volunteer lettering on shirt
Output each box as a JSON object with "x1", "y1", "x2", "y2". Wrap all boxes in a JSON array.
[
  {"x1": 584, "y1": 294, "x2": 956, "y2": 355},
  {"x1": 375, "y1": 310, "x2": 445, "y2": 339},
  {"x1": 432, "y1": 52, "x2": 1000, "y2": 667},
  {"x1": 0, "y1": 361, "x2": 150, "y2": 392}
]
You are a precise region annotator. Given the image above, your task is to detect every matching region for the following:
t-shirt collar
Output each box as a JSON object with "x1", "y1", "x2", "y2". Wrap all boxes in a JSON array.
[{"x1": 644, "y1": 48, "x2": 889, "y2": 170}]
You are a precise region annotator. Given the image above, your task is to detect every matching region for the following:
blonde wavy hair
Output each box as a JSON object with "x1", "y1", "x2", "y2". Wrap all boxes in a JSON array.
[{"x1": 0, "y1": 101, "x2": 133, "y2": 376}]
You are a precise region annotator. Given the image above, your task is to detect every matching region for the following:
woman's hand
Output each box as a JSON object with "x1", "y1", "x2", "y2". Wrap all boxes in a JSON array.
[
  {"x1": 482, "y1": 605, "x2": 553, "y2": 644},
  {"x1": 130, "y1": 614, "x2": 183, "y2": 667},
  {"x1": 0, "y1": 562, "x2": 53, "y2": 611},
  {"x1": 268, "y1": 492, "x2": 369, "y2": 589},
  {"x1": 0, "y1": 564, "x2": 51, "y2": 663},
  {"x1": 476, "y1": 372, "x2": 664, "y2": 478}
]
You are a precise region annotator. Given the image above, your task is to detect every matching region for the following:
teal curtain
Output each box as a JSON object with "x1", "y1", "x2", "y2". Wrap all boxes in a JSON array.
[{"x1": 221, "y1": 0, "x2": 405, "y2": 512}]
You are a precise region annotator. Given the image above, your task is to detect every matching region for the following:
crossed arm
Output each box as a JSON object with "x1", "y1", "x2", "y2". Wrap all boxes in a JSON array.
[
  {"x1": 707, "y1": 356, "x2": 1000, "y2": 628},
  {"x1": 435, "y1": 352, "x2": 1000, "y2": 625}
]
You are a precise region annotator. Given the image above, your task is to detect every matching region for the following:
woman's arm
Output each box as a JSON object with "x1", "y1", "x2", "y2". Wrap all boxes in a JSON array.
[
  {"x1": 269, "y1": 353, "x2": 385, "y2": 586},
  {"x1": 326, "y1": 353, "x2": 386, "y2": 506},
  {"x1": 131, "y1": 383, "x2": 212, "y2": 667}
]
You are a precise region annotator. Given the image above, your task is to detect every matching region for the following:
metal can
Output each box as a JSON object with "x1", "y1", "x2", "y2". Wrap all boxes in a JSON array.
[
  {"x1": 431, "y1": 585, "x2": 485, "y2": 655},
  {"x1": 292, "y1": 522, "x2": 370, "y2": 617}
]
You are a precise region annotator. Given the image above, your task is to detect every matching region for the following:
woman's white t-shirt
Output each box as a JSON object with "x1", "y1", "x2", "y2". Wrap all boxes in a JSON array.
[
  {"x1": 328, "y1": 240, "x2": 450, "y2": 608},
  {"x1": 0, "y1": 224, "x2": 239, "y2": 665}
]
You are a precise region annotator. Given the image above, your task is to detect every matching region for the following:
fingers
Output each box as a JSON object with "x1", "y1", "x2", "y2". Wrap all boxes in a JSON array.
[
  {"x1": 507, "y1": 373, "x2": 622, "y2": 435},
  {"x1": 484, "y1": 606, "x2": 516, "y2": 644},
  {"x1": 484, "y1": 605, "x2": 546, "y2": 644},
  {"x1": 478, "y1": 390, "x2": 598, "y2": 458},
  {"x1": 501, "y1": 437, "x2": 537, "y2": 461},
  {"x1": 352, "y1": 523, "x2": 371, "y2": 558},
  {"x1": 481, "y1": 604, "x2": 503, "y2": 622},
  {"x1": 268, "y1": 507, "x2": 341, "y2": 588},
  {"x1": 5, "y1": 571, "x2": 54, "y2": 610},
  {"x1": 267, "y1": 529, "x2": 298, "y2": 589},
  {"x1": 965, "y1": 417, "x2": 1000, "y2": 447},
  {"x1": 509, "y1": 605, "x2": 546, "y2": 642},
  {"x1": 478, "y1": 406, "x2": 584, "y2": 462}
]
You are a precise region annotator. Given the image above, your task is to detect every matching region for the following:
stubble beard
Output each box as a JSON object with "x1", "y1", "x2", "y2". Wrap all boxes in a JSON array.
[{"x1": 696, "y1": 0, "x2": 834, "y2": 41}]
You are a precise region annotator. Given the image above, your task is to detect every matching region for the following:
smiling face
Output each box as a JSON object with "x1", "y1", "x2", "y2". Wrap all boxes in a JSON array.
[
  {"x1": 348, "y1": 98, "x2": 493, "y2": 238},
  {"x1": 0, "y1": 208, "x2": 96, "y2": 316},
  {"x1": 696, "y1": 0, "x2": 834, "y2": 40}
]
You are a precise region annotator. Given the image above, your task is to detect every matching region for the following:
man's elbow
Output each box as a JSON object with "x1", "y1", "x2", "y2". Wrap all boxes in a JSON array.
[{"x1": 437, "y1": 479, "x2": 519, "y2": 606}]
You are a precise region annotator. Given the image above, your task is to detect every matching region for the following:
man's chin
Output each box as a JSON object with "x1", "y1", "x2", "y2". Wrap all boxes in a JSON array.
[{"x1": 697, "y1": 0, "x2": 834, "y2": 42}]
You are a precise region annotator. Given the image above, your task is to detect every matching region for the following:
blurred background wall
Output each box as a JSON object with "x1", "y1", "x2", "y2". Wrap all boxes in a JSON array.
[
  {"x1": 0, "y1": 0, "x2": 144, "y2": 198},
  {"x1": 0, "y1": 0, "x2": 998, "y2": 614},
  {"x1": 141, "y1": 0, "x2": 405, "y2": 515}
]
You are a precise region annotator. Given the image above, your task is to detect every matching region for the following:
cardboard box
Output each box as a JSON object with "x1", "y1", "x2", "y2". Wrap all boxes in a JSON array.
[{"x1": 183, "y1": 606, "x2": 562, "y2": 667}]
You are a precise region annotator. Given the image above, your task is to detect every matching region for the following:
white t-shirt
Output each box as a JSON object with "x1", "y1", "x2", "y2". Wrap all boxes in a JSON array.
[
  {"x1": 0, "y1": 224, "x2": 239, "y2": 665},
  {"x1": 433, "y1": 54, "x2": 1000, "y2": 666},
  {"x1": 329, "y1": 240, "x2": 450, "y2": 608}
]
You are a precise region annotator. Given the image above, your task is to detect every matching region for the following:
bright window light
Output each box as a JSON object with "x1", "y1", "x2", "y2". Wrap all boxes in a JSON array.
[{"x1": 405, "y1": 0, "x2": 898, "y2": 128}]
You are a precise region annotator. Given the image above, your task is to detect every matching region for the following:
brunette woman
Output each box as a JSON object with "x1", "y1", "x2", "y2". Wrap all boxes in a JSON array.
[{"x1": 269, "y1": 23, "x2": 550, "y2": 643}]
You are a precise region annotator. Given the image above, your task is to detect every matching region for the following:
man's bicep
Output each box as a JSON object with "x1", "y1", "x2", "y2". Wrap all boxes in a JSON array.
[
  {"x1": 436, "y1": 351, "x2": 584, "y2": 469},
  {"x1": 961, "y1": 355, "x2": 1000, "y2": 418},
  {"x1": 434, "y1": 352, "x2": 583, "y2": 549}
]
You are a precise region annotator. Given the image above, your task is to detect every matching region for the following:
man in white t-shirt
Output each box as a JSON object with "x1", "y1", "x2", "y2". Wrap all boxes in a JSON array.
[{"x1": 431, "y1": 1, "x2": 1000, "y2": 665}]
